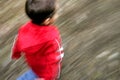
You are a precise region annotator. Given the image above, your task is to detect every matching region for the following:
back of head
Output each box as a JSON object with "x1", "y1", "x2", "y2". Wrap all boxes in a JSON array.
[{"x1": 25, "y1": 0, "x2": 56, "y2": 25}]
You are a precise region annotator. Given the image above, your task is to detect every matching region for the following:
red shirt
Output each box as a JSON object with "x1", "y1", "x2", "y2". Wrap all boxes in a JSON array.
[{"x1": 11, "y1": 21, "x2": 64, "y2": 80}]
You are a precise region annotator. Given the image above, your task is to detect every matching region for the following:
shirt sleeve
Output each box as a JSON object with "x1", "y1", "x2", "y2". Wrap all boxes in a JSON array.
[
  {"x1": 11, "y1": 35, "x2": 21, "y2": 59},
  {"x1": 41, "y1": 39, "x2": 64, "y2": 79},
  {"x1": 44, "y1": 39, "x2": 64, "y2": 63}
]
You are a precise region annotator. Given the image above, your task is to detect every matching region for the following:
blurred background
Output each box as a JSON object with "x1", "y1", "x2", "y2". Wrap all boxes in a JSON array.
[{"x1": 0, "y1": 0, "x2": 120, "y2": 80}]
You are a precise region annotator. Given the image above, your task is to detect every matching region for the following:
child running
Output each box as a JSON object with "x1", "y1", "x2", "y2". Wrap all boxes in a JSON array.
[{"x1": 11, "y1": 0, "x2": 64, "y2": 80}]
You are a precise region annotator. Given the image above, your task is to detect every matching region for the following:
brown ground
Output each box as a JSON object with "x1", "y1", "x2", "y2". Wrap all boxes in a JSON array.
[{"x1": 0, "y1": 0, "x2": 120, "y2": 80}]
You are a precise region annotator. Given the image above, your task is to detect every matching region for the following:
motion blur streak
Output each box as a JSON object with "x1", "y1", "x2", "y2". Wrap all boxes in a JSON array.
[{"x1": 0, "y1": 0, "x2": 120, "y2": 80}]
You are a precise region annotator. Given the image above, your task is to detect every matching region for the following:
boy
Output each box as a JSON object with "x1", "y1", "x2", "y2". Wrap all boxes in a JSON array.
[{"x1": 11, "y1": 0, "x2": 64, "y2": 80}]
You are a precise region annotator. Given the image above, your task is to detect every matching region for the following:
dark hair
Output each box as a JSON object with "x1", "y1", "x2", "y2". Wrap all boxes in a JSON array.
[{"x1": 25, "y1": 0, "x2": 56, "y2": 24}]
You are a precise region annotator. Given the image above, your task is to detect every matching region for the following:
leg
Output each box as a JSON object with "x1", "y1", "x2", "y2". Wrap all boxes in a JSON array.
[{"x1": 17, "y1": 69, "x2": 38, "y2": 80}]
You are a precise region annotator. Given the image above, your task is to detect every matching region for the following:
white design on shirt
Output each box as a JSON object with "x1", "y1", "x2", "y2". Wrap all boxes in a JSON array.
[{"x1": 55, "y1": 39, "x2": 64, "y2": 78}]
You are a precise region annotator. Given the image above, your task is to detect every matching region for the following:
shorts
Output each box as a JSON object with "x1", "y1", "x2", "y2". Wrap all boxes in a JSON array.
[{"x1": 17, "y1": 69, "x2": 38, "y2": 80}]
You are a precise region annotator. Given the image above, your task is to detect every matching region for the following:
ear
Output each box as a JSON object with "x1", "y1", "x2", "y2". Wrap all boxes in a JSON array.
[{"x1": 43, "y1": 18, "x2": 51, "y2": 25}]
